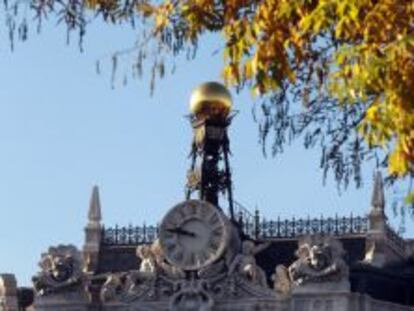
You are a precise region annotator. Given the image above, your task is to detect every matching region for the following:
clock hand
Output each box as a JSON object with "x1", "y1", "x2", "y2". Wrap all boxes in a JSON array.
[{"x1": 166, "y1": 227, "x2": 196, "y2": 237}]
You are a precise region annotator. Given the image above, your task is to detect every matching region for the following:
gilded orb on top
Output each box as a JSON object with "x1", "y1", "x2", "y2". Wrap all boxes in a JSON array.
[{"x1": 189, "y1": 81, "x2": 232, "y2": 120}]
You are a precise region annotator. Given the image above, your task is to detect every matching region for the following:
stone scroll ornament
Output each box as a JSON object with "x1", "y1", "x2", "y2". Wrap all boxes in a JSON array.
[
  {"x1": 32, "y1": 245, "x2": 83, "y2": 296},
  {"x1": 100, "y1": 239, "x2": 185, "y2": 303},
  {"x1": 287, "y1": 235, "x2": 349, "y2": 286}
]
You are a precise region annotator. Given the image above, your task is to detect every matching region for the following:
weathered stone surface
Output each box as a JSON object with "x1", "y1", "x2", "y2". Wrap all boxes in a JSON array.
[
  {"x1": 98, "y1": 238, "x2": 278, "y2": 310},
  {"x1": 272, "y1": 234, "x2": 351, "y2": 298},
  {"x1": 0, "y1": 274, "x2": 18, "y2": 311},
  {"x1": 32, "y1": 245, "x2": 83, "y2": 297}
]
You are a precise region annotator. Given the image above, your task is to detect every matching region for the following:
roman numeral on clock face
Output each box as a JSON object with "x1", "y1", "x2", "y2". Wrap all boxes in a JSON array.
[
  {"x1": 199, "y1": 205, "x2": 210, "y2": 219},
  {"x1": 208, "y1": 238, "x2": 220, "y2": 252},
  {"x1": 198, "y1": 250, "x2": 209, "y2": 263},
  {"x1": 183, "y1": 252, "x2": 196, "y2": 267},
  {"x1": 177, "y1": 208, "x2": 187, "y2": 219},
  {"x1": 209, "y1": 213, "x2": 219, "y2": 225},
  {"x1": 212, "y1": 227, "x2": 223, "y2": 237},
  {"x1": 172, "y1": 249, "x2": 184, "y2": 262}
]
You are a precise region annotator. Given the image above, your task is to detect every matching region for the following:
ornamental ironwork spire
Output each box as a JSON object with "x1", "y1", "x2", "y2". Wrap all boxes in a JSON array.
[{"x1": 185, "y1": 81, "x2": 236, "y2": 221}]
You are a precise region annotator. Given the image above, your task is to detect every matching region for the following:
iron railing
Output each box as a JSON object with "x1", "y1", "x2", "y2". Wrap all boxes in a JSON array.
[
  {"x1": 245, "y1": 215, "x2": 369, "y2": 239},
  {"x1": 102, "y1": 224, "x2": 158, "y2": 245},
  {"x1": 385, "y1": 225, "x2": 406, "y2": 254},
  {"x1": 102, "y1": 214, "x2": 370, "y2": 245}
]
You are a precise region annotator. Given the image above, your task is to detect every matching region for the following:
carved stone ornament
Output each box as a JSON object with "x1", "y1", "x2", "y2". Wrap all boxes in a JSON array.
[
  {"x1": 136, "y1": 244, "x2": 156, "y2": 274},
  {"x1": 169, "y1": 280, "x2": 214, "y2": 311},
  {"x1": 32, "y1": 245, "x2": 83, "y2": 296},
  {"x1": 288, "y1": 235, "x2": 349, "y2": 287},
  {"x1": 228, "y1": 240, "x2": 269, "y2": 288},
  {"x1": 272, "y1": 265, "x2": 292, "y2": 299},
  {"x1": 100, "y1": 239, "x2": 183, "y2": 303},
  {"x1": 99, "y1": 198, "x2": 277, "y2": 308},
  {"x1": 100, "y1": 238, "x2": 276, "y2": 307}
]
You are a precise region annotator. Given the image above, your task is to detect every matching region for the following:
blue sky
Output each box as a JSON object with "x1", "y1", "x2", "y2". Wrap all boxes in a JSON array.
[{"x1": 0, "y1": 21, "x2": 408, "y2": 286}]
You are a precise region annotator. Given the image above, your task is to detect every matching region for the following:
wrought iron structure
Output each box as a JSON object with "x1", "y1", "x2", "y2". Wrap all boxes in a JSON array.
[
  {"x1": 185, "y1": 82, "x2": 236, "y2": 220},
  {"x1": 102, "y1": 224, "x2": 158, "y2": 246},
  {"x1": 245, "y1": 215, "x2": 369, "y2": 240},
  {"x1": 101, "y1": 214, "x2": 371, "y2": 246},
  {"x1": 385, "y1": 225, "x2": 406, "y2": 254},
  {"x1": 186, "y1": 115, "x2": 236, "y2": 220}
]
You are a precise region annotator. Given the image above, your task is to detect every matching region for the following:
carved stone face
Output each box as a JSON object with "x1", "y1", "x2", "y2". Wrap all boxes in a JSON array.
[
  {"x1": 308, "y1": 244, "x2": 330, "y2": 271},
  {"x1": 50, "y1": 256, "x2": 73, "y2": 282}
]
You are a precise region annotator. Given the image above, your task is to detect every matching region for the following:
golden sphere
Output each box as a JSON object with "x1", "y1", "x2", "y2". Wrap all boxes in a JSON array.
[{"x1": 189, "y1": 81, "x2": 232, "y2": 119}]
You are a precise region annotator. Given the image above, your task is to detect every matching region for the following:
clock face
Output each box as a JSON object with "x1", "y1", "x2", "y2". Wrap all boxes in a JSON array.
[{"x1": 159, "y1": 200, "x2": 229, "y2": 271}]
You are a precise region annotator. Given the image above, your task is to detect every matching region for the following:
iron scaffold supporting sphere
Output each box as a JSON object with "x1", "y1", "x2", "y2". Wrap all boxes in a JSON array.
[{"x1": 186, "y1": 81, "x2": 236, "y2": 221}]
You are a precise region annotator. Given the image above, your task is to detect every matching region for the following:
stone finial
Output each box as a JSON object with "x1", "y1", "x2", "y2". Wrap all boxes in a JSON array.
[
  {"x1": 365, "y1": 171, "x2": 389, "y2": 267},
  {"x1": 84, "y1": 186, "x2": 103, "y2": 274},
  {"x1": 88, "y1": 185, "x2": 101, "y2": 223},
  {"x1": 368, "y1": 171, "x2": 387, "y2": 231},
  {"x1": 371, "y1": 171, "x2": 385, "y2": 212}
]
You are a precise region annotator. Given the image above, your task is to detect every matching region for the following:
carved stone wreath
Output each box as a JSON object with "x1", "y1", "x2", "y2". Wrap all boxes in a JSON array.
[
  {"x1": 288, "y1": 235, "x2": 349, "y2": 286},
  {"x1": 32, "y1": 245, "x2": 83, "y2": 296}
]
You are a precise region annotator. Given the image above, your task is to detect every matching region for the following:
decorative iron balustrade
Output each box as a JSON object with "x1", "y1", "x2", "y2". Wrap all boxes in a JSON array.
[
  {"x1": 241, "y1": 215, "x2": 369, "y2": 240},
  {"x1": 101, "y1": 214, "x2": 370, "y2": 246},
  {"x1": 234, "y1": 201, "x2": 255, "y2": 226},
  {"x1": 102, "y1": 224, "x2": 158, "y2": 245},
  {"x1": 385, "y1": 225, "x2": 406, "y2": 254}
]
